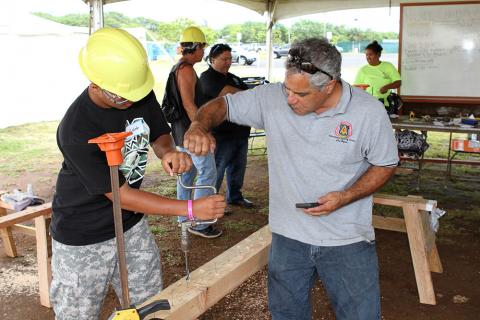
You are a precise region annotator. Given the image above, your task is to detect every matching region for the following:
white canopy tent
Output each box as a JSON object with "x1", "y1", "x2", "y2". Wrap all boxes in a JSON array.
[
  {"x1": 0, "y1": 13, "x2": 89, "y2": 128},
  {"x1": 84, "y1": 0, "x2": 475, "y2": 78}
]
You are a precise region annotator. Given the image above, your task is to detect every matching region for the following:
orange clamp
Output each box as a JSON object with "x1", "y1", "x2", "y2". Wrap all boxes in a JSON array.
[{"x1": 88, "y1": 132, "x2": 132, "y2": 166}]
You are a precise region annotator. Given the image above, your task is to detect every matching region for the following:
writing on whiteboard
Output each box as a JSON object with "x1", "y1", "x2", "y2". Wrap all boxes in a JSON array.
[{"x1": 400, "y1": 4, "x2": 480, "y2": 98}]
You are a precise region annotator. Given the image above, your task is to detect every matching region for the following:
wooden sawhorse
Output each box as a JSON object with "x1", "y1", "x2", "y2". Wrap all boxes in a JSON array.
[
  {"x1": 0, "y1": 201, "x2": 52, "y2": 307},
  {"x1": 373, "y1": 194, "x2": 442, "y2": 305}
]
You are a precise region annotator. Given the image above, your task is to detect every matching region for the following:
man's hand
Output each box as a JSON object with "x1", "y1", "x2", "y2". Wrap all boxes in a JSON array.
[
  {"x1": 193, "y1": 195, "x2": 226, "y2": 220},
  {"x1": 379, "y1": 86, "x2": 388, "y2": 94},
  {"x1": 184, "y1": 121, "x2": 216, "y2": 156},
  {"x1": 303, "y1": 191, "x2": 349, "y2": 216},
  {"x1": 302, "y1": 166, "x2": 396, "y2": 216},
  {"x1": 162, "y1": 150, "x2": 193, "y2": 176}
]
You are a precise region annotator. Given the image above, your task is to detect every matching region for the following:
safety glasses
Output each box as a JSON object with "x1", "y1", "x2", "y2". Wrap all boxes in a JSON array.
[
  {"x1": 193, "y1": 42, "x2": 206, "y2": 50},
  {"x1": 287, "y1": 49, "x2": 333, "y2": 80},
  {"x1": 102, "y1": 89, "x2": 130, "y2": 106}
]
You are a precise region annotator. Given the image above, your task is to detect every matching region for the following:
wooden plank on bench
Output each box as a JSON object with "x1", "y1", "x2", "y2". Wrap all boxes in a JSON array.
[
  {"x1": 373, "y1": 193, "x2": 435, "y2": 210},
  {"x1": 372, "y1": 215, "x2": 407, "y2": 232},
  {"x1": 11, "y1": 224, "x2": 37, "y2": 236},
  {"x1": 403, "y1": 203, "x2": 436, "y2": 305},
  {"x1": 143, "y1": 225, "x2": 271, "y2": 320},
  {"x1": 0, "y1": 202, "x2": 52, "y2": 228},
  {"x1": 35, "y1": 215, "x2": 52, "y2": 307}
]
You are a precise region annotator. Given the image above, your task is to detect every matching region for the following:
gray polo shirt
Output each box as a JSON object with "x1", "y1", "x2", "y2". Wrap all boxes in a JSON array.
[{"x1": 225, "y1": 80, "x2": 399, "y2": 246}]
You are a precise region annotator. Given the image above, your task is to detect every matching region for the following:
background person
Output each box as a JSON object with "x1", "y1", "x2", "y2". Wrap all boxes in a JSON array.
[
  {"x1": 183, "y1": 38, "x2": 399, "y2": 320},
  {"x1": 354, "y1": 40, "x2": 401, "y2": 108},
  {"x1": 171, "y1": 26, "x2": 222, "y2": 238},
  {"x1": 200, "y1": 43, "x2": 254, "y2": 211},
  {"x1": 50, "y1": 28, "x2": 225, "y2": 320}
]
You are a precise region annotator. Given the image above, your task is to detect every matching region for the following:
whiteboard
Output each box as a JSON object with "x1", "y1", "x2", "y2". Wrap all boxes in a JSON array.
[{"x1": 399, "y1": 2, "x2": 480, "y2": 102}]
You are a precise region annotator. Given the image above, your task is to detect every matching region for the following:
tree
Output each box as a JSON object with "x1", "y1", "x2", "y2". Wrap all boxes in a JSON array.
[
  {"x1": 291, "y1": 20, "x2": 326, "y2": 42},
  {"x1": 33, "y1": 11, "x2": 398, "y2": 49},
  {"x1": 240, "y1": 22, "x2": 266, "y2": 43},
  {"x1": 219, "y1": 24, "x2": 242, "y2": 43},
  {"x1": 272, "y1": 23, "x2": 289, "y2": 45}
]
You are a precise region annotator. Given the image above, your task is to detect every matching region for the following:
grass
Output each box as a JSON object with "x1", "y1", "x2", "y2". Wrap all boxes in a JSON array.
[
  {"x1": 1, "y1": 123, "x2": 479, "y2": 187},
  {"x1": 150, "y1": 225, "x2": 167, "y2": 236},
  {"x1": 247, "y1": 135, "x2": 268, "y2": 156},
  {"x1": 223, "y1": 220, "x2": 260, "y2": 232},
  {"x1": 143, "y1": 183, "x2": 177, "y2": 198},
  {"x1": 1, "y1": 121, "x2": 478, "y2": 179},
  {"x1": 0, "y1": 121, "x2": 62, "y2": 177}
]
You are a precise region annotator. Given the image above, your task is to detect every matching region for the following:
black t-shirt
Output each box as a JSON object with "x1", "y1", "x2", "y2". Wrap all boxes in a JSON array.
[
  {"x1": 51, "y1": 89, "x2": 171, "y2": 245},
  {"x1": 200, "y1": 67, "x2": 251, "y2": 139}
]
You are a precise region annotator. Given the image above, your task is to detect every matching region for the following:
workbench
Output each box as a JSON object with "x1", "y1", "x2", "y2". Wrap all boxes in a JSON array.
[
  {"x1": 391, "y1": 116, "x2": 480, "y2": 160},
  {"x1": 391, "y1": 116, "x2": 480, "y2": 180},
  {"x1": 0, "y1": 200, "x2": 52, "y2": 307}
]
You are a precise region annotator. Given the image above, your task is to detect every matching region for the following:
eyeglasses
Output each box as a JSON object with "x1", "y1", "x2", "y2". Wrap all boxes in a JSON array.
[
  {"x1": 287, "y1": 49, "x2": 334, "y2": 80},
  {"x1": 102, "y1": 89, "x2": 130, "y2": 106}
]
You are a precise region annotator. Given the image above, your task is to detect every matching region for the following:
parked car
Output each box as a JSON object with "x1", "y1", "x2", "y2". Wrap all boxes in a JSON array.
[
  {"x1": 241, "y1": 43, "x2": 266, "y2": 52},
  {"x1": 231, "y1": 46, "x2": 257, "y2": 65},
  {"x1": 273, "y1": 45, "x2": 290, "y2": 58},
  {"x1": 203, "y1": 45, "x2": 257, "y2": 65}
]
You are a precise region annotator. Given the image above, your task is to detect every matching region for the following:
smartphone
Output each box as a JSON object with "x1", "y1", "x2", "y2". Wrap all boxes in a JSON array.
[{"x1": 295, "y1": 202, "x2": 319, "y2": 209}]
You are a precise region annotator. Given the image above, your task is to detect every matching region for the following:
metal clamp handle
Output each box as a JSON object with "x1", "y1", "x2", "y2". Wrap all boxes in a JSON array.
[{"x1": 177, "y1": 173, "x2": 217, "y2": 226}]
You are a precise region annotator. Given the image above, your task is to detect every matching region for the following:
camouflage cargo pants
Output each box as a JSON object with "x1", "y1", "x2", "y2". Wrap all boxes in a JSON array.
[{"x1": 50, "y1": 218, "x2": 162, "y2": 320}]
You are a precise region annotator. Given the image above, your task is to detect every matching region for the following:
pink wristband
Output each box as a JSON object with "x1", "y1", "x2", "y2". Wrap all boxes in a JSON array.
[{"x1": 187, "y1": 200, "x2": 194, "y2": 220}]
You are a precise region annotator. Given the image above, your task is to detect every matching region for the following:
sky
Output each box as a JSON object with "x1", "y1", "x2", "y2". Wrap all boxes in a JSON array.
[{"x1": 9, "y1": 0, "x2": 400, "y2": 32}]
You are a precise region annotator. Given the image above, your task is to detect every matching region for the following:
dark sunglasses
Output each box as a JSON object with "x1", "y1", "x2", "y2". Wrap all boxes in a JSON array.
[
  {"x1": 287, "y1": 49, "x2": 334, "y2": 80},
  {"x1": 210, "y1": 44, "x2": 231, "y2": 57}
]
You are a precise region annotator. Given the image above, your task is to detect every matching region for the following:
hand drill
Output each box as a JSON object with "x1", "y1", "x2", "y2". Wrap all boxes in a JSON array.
[{"x1": 177, "y1": 174, "x2": 217, "y2": 281}]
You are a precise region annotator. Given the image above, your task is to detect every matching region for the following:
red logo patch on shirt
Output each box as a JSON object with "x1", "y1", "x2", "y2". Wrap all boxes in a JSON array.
[
  {"x1": 329, "y1": 121, "x2": 355, "y2": 143},
  {"x1": 335, "y1": 121, "x2": 352, "y2": 139}
]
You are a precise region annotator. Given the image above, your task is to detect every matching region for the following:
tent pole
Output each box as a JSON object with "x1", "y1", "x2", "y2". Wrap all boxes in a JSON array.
[
  {"x1": 89, "y1": 0, "x2": 104, "y2": 34},
  {"x1": 265, "y1": 0, "x2": 277, "y2": 81},
  {"x1": 266, "y1": 19, "x2": 273, "y2": 81}
]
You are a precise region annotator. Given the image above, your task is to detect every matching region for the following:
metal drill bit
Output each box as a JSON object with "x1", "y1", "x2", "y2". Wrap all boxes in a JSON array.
[
  {"x1": 184, "y1": 251, "x2": 190, "y2": 281},
  {"x1": 180, "y1": 222, "x2": 191, "y2": 282}
]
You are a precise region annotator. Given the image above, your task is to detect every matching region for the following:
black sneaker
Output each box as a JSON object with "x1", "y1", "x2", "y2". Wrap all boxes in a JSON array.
[
  {"x1": 229, "y1": 198, "x2": 254, "y2": 208},
  {"x1": 188, "y1": 225, "x2": 222, "y2": 238}
]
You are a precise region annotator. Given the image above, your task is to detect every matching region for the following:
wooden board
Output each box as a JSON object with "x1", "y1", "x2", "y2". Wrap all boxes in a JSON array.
[{"x1": 144, "y1": 225, "x2": 271, "y2": 320}]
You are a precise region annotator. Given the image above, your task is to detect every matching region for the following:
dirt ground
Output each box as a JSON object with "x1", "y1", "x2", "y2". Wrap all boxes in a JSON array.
[{"x1": 1, "y1": 156, "x2": 479, "y2": 319}]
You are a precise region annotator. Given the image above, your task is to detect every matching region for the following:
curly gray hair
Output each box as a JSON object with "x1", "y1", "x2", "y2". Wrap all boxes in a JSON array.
[{"x1": 285, "y1": 38, "x2": 342, "y2": 90}]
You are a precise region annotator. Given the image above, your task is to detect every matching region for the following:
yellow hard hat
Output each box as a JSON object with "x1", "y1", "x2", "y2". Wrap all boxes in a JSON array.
[
  {"x1": 180, "y1": 26, "x2": 206, "y2": 43},
  {"x1": 78, "y1": 28, "x2": 154, "y2": 102}
]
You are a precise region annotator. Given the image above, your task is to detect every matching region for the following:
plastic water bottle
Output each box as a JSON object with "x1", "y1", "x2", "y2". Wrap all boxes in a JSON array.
[{"x1": 27, "y1": 184, "x2": 34, "y2": 197}]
